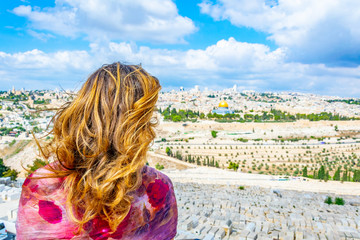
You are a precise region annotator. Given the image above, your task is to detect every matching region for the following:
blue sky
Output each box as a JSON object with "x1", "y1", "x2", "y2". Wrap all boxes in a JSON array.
[{"x1": 0, "y1": 0, "x2": 360, "y2": 97}]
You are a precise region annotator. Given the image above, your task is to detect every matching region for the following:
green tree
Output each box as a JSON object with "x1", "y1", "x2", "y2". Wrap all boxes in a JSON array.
[
  {"x1": 302, "y1": 166, "x2": 308, "y2": 177},
  {"x1": 0, "y1": 158, "x2": 10, "y2": 176},
  {"x1": 342, "y1": 167, "x2": 348, "y2": 182},
  {"x1": 324, "y1": 171, "x2": 329, "y2": 182},
  {"x1": 333, "y1": 167, "x2": 341, "y2": 181},
  {"x1": 27, "y1": 158, "x2": 47, "y2": 176},
  {"x1": 171, "y1": 115, "x2": 182, "y2": 122},
  {"x1": 318, "y1": 165, "x2": 325, "y2": 180},
  {"x1": 353, "y1": 170, "x2": 360, "y2": 182},
  {"x1": 211, "y1": 130, "x2": 218, "y2": 138},
  {"x1": 186, "y1": 155, "x2": 191, "y2": 163},
  {"x1": 324, "y1": 196, "x2": 333, "y2": 205},
  {"x1": 171, "y1": 108, "x2": 177, "y2": 115},
  {"x1": 228, "y1": 161, "x2": 239, "y2": 171},
  {"x1": 3, "y1": 169, "x2": 19, "y2": 181},
  {"x1": 313, "y1": 170, "x2": 317, "y2": 179},
  {"x1": 165, "y1": 147, "x2": 172, "y2": 156},
  {"x1": 175, "y1": 151, "x2": 182, "y2": 160},
  {"x1": 335, "y1": 197, "x2": 345, "y2": 205},
  {"x1": 155, "y1": 163, "x2": 164, "y2": 170}
]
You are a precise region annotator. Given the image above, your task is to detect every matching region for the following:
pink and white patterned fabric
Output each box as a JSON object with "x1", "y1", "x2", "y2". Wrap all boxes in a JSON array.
[{"x1": 16, "y1": 165, "x2": 178, "y2": 240}]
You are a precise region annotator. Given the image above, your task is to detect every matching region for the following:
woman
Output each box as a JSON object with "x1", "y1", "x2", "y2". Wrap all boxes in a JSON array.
[{"x1": 16, "y1": 63, "x2": 178, "y2": 239}]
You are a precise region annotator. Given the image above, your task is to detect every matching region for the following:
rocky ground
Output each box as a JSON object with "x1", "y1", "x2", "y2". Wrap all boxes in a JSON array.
[{"x1": 172, "y1": 181, "x2": 360, "y2": 240}]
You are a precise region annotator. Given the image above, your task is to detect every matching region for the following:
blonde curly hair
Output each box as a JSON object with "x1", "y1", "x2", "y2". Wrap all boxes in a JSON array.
[{"x1": 34, "y1": 63, "x2": 161, "y2": 235}]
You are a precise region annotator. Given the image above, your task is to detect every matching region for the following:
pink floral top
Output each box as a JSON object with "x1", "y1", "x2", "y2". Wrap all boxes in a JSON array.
[{"x1": 16, "y1": 165, "x2": 178, "y2": 240}]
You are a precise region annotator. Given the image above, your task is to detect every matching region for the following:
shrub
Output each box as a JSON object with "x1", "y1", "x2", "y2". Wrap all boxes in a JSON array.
[
  {"x1": 9, "y1": 139, "x2": 16, "y2": 147},
  {"x1": 165, "y1": 147, "x2": 172, "y2": 156},
  {"x1": 236, "y1": 138, "x2": 248, "y2": 142},
  {"x1": 155, "y1": 163, "x2": 164, "y2": 170},
  {"x1": 324, "y1": 196, "x2": 333, "y2": 205},
  {"x1": 3, "y1": 169, "x2": 19, "y2": 181},
  {"x1": 228, "y1": 161, "x2": 239, "y2": 171},
  {"x1": 239, "y1": 186, "x2": 245, "y2": 190},
  {"x1": 27, "y1": 158, "x2": 47, "y2": 176},
  {"x1": 211, "y1": 130, "x2": 218, "y2": 138},
  {"x1": 335, "y1": 197, "x2": 345, "y2": 205}
]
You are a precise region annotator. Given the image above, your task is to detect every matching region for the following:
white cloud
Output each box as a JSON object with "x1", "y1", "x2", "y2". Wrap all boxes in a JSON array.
[
  {"x1": 184, "y1": 38, "x2": 286, "y2": 71},
  {"x1": 1, "y1": 38, "x2": 360, "y2": 96},
  {"x1": 0, "y1": 49, "x2": 92, "y2": 70},
  {"x1": 27, "y1": 30, "x2": 55, "y2": 42},
  {"x1": 12, "y1": 0, "x2": 196, "y2": 43},
  {"x1": 0, "y1": 49, "x2": 94, "y2": 90},
  {"x1": 199, "y1": 0, "x2": 360, "y2": 64}
]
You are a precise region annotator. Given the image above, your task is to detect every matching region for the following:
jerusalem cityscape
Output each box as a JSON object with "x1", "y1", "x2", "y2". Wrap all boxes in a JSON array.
[
  {"x1": 1, "y1": 0, "x2": 360, "y2": 239},
  {"x1": 0, "y1": 86, "x2": 360, "y2": 239}
]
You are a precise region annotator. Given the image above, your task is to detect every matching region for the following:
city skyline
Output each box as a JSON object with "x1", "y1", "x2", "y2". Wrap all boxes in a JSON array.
[{"x1": 2, "y1": 84, "x2": 359, "y2": 99}]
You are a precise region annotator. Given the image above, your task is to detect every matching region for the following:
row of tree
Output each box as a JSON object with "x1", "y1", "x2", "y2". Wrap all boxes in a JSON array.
[
  {"x1": 160, "y1": 107, "x2": 202, "y2": 122},
  {"x1": 33, "y1": 98, "x2": 51, "y2": 105},
  {"x1": 165, "y1": 147, "x2": 220, "y2": 168},
  {"x1": 0, "y1": 92, "x2": 29, "y2": 101},
  {"x1": 327, "y1": 99, "x2": 360, "y2": 105},
  {"x1": 302, "y1": 166, "x2": 360, "y2": 182},
  {"x1": 165, "y1": 147, "x2": 360, "y2": 181},
  {"x1": 0, "y1": 126, "x2": 26, "y2": 136},
  {"x1": 161, "y1": 106, "x2": 358, "y2": 122}
]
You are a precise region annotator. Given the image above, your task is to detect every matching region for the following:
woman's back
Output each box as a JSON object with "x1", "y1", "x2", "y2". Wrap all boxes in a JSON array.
[
  {"x1": 15, "y1": 63, "x2": 177, "y2": 238},
  {"x1": 16, "y1": 164, "x2": 178, "y2": 240}
]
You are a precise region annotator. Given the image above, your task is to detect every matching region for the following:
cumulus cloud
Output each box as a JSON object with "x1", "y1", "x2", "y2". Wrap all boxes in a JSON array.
[
  {"x1": 1, "y1": 38, "x2": 360, "y2": 96},
  {"x1": 12, "y1": 0, "x2": 196, "y2": 43},
  {"x1": 183, "y1": 38, "x2": 285, "y2": 72},
  {"x1": 0, "y1": 49, "x2": 92, "y2": 70},
  {"x1": 0, "y1": 49, "x2": 94, "y2": 90},
  {"x1": 199, "y1": 0, "x2": 360, "y2": 65}
]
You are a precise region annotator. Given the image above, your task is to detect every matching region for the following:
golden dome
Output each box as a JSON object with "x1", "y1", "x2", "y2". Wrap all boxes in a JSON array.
[{"x1": 218, "y1": 100, "x2": 229, "y2": 108}]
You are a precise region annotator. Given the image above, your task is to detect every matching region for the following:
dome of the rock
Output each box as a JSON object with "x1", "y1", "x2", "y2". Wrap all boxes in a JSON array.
[{"x1": 218, "y1": 100, "x2": 229, "y2": 108}]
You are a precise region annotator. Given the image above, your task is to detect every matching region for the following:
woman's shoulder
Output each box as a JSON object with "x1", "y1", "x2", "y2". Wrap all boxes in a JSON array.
[
  {"x1": 124, "y1": 165, "x2": 177, "y2": 239},
  {"x1": 141, "y1": 165, "x2": 174, "y2": 186},
  {"x1": 137, "y1": 165, "x2": 176, "y2": 210},
  {"x1": 22, "y1": 163, "x2": 65, "y2": 194},
  {"x1": 17, "y1": 164, "x2": 78, "y2": 239}
]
